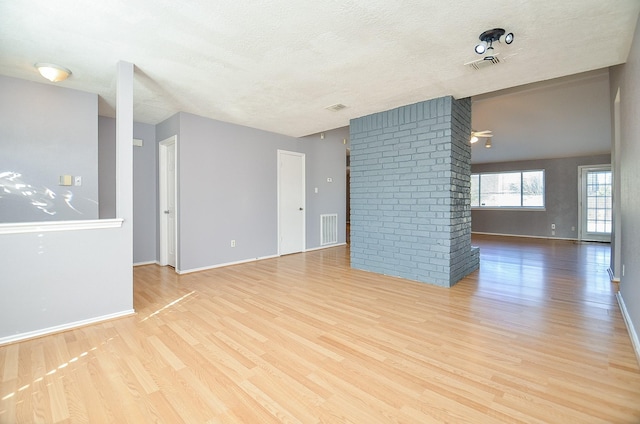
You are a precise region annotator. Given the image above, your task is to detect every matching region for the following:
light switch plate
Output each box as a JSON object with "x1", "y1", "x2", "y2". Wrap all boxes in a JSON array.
[{"x1": 59, "y1": 175, "x2": 72, "y2": 186}]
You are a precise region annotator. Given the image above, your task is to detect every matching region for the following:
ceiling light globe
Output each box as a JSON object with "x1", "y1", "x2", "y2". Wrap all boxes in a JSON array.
[{"x1": 35, "y1": 63, "x2": 71, "y2": 82}]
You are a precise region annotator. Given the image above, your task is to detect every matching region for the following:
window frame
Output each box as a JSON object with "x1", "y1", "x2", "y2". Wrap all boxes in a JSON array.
[{"x1": 471, "y1": 169, "x2": 546, "y2": 210}]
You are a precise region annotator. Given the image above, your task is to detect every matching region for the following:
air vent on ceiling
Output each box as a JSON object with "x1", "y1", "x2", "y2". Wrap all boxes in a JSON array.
[
  {"x1": 325, "y1": 103, "x2": 347, "y2": 112},
  {"x1": 464, "y1": 54, "x2": 502, "y2": 71}
]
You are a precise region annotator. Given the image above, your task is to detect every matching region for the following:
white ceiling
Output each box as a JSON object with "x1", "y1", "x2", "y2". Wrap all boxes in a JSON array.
[{"x1": 1, "y1": 1, "x2": 639, "y2": 138}]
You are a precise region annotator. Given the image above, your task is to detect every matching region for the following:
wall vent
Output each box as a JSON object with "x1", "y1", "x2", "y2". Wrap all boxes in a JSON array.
[
  {"x1": 464, "y1": 55, "x2": 502, "y2": 71},
  {"x1": 320, "y1": 214, "x2": 338, "y2": 245},
  {"x1": 325, "y1": 103, "x2": 347, "y2": 112}
]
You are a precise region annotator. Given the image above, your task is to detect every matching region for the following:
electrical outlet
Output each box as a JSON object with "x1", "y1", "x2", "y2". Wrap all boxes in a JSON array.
[
  {"x1": 551, "y1": 223, "x2": 556, "y2": 230},
  {"x1": 231, "y1": 240, "x2": 236, "y2": 248},
  {"x1": 74, "y1": 176, "x2": 82, "y2": 186}
]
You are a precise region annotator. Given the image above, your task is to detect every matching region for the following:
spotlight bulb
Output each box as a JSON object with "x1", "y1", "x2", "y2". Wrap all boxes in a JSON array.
[
  {"x1": 475, "y1": 42, "x2": 487, "y2": 55},
  {"x1": 504, "y1": 32, "x2": 514, "y2": 44}
]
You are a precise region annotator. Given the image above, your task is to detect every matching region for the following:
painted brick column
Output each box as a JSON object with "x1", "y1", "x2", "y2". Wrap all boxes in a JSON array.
[{"x1": 349, "y1": 96, "x2": 479, "y2": 287}]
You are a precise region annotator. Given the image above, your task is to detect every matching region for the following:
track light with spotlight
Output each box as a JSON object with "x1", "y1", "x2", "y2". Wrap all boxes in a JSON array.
[{"x1": 474, "y1": 28, "x2": 514, "y2": 57}]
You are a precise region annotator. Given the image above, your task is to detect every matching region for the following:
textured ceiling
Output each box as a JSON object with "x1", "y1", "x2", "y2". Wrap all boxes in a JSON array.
[{"x1": 1, "y1": 1, "x2": 639, "y2": 137}]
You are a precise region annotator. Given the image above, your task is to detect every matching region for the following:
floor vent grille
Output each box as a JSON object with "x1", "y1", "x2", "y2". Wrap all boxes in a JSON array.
[{"x1": 321, "y1": 214, "x2": 338, "y2": 245}]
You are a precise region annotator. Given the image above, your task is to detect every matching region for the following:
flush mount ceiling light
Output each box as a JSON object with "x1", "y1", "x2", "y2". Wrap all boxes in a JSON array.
[
  {"x1": 35, "y1": 63, "x2": 72, "y2": 82},
  {"x1": 474, "y1": 28, "x2": 514, "y2": 59}
]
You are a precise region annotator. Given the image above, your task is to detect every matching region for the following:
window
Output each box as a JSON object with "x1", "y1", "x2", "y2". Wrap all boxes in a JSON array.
[{"x1": 471, "y1": 170, "x2": 544, "y2": 208}]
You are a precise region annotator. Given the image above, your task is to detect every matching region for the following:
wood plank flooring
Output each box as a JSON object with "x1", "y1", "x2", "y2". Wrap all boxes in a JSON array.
[{"x1": 1, "y1": 235, "x2": 639, "y2": 423}]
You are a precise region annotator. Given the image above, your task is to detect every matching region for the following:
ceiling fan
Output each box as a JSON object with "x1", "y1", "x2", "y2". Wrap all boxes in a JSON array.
[{"x1": 470, "y1": 130, "x2": 492, "y2": 144}]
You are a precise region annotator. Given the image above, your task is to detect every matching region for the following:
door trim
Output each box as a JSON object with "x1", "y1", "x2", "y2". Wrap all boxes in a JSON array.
[
  {"x1": 277, "y1": 150, "x2": 306, "y2": 255},
  {"x1": 159, "y1": 135, "x2": 178, "y2": 269},
  {"x1": 578, "y1": 164, "x2": 611, "y2": 242}
]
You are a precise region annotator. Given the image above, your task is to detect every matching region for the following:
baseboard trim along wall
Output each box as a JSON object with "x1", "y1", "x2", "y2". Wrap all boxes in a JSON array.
[
  {"x1": 608, "y1": 267, "x2": 621, "y2": 282},
  {"x1": 0, "y1": 218, "x2": 124, "y2": 235},
  {"x1": 178, "y1": 254, "x2": 280, "y2": 275},
  {"x1": 134, "y1": 260, "x2": 159, "y2": 267},
  {"x1": 472, "y1": 231, "x2": 578, "y2": 242},
  {"x1": 305, "y1": 242, "x2": 347, "y2": 253},
  {"x1": 617, "y1": 292, "x2": 640, "y2": 366},
  {"x1": 0, "y1": 309, "x2": 135, "y2": 346}
]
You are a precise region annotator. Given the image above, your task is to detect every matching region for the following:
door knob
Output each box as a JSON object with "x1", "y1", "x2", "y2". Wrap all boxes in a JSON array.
[{"x1": 299, "y1": 207, "x2": 304, "y2": 211}]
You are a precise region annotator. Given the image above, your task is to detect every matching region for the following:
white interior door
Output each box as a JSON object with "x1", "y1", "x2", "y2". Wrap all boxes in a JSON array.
[
  {"x1": 159, "y1": 136, "x2": 177, "y2": 268},
  {"x1": 278, "y1": 150, "x2": 305, "y2": 255},
  {"x1": 578, "y1": 165, "x2": 612, "y2": 242}
]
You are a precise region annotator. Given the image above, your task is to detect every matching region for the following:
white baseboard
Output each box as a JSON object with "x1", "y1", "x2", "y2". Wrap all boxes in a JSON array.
[
  {"x1": 178, "y1": 255, "x2": 280, "y2": 275},
  {"x1": 134, "y1": 260, "x2": 159, "y2": 267},
  {"x1": 0, "y1": 309, "x2": 135, "y2": 346},
  {"x1": 305, "y1": 242, "x2": 347, "y2": 252},
  {"x1": 608, "y1": 267, "x2": 621, "y2": 282},
  {"x1": 471, "y1": 232, "x2": 578, "y2": 241},
  {"x1": 617, "y1": 292, "x2": 640, "y2": 367}
]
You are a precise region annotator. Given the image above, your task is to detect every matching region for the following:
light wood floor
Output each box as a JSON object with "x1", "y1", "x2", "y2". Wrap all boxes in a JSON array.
[{"x1": 1, "y1": 235, "x2": 639, "y2": 423}]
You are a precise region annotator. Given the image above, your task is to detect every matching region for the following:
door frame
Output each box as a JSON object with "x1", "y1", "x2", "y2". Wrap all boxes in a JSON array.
[
  {"x1": 578, "y1": 164, "x2": 612, "y2": 242},
  {"x1": 277, "y1": 150, "x2": 306, "y2": 255},
  {"x1": 159, "y1": 135, "x2": 178, "y2": 269}
]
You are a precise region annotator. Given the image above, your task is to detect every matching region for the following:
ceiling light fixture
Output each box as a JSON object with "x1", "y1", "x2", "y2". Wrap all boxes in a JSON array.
[
  {"x1": 485, "y1": 139, "x2": 492, "y2": 148},
  {"x1": 470, "y1": 130, "x2": 492, "y2": 144},
  {"x1": 35, "y1": 63, "x2": 72, "y2": 82},
  {"x1": 474, "y1": 28, "x2": 514, "y2": 60}
]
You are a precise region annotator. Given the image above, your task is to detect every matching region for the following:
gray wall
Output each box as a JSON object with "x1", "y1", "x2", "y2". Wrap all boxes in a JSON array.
[
  {"x1": 0, "y1": 76, "x2": 99, "y2": 222},
  {"x1": 98, "y1": 117, "x2": 157, "y2": 263},
  {"x1": 610, "y1": 14, "x2": 640, "y2": 358},
  {"x1": 471, "y1": 154, "x2": 611, "y2": 238},
  {"x1": 302, "y1": 126, "x2": 349, "y2": 248},
  {"x1": 471, "y1": 70, "x2": 611, "y2": 165},
  {"x1": 163, "y1": 112, "x2": 345, "y2": 273},
  {"x1": 0, "y1": 62, "x2": 134, "y2": 343},
  {"x1": 350, "y1": 97, "x2": 478, "y2": 287},
  {"x1": 98, "y1": 116, "x2": 117, "y2": 219}
]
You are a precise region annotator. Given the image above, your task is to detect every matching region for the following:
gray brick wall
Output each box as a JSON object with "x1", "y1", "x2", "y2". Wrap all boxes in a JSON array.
[{"x1": 350, "y1": 96, "x2": 479, "y2": 287}]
